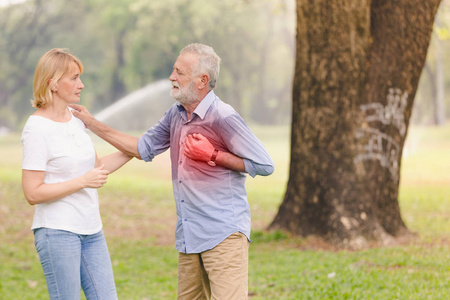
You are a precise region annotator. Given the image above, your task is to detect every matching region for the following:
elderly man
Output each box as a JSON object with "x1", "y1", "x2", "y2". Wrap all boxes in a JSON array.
[{"x1": 71, "y1": 43, "x2": 274, "y2": 300}]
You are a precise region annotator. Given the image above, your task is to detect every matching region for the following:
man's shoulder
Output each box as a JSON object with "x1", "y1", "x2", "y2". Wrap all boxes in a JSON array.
[
  {"x1": 212, "y1": 96, "x2": 239, "y2": 118},
  {"x1": 162, "y1": 102, "x2": 182, "y2": 119}
]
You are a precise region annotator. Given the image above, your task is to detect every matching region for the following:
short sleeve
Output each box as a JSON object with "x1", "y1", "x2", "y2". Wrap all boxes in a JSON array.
[{"x1": 22, "y1": 129, "x2": 48, "y2": 171}]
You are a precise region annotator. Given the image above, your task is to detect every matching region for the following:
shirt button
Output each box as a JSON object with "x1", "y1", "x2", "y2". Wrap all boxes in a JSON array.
[
  {"x1": 184, "y1": 219, "x2": 187, "y2": 222},
  {"x1": 181, "y1": 200, "x2": 184, "y2": 202},
  {"x1": 179, "y1": 180, "x2": 182, "y2": 183}
]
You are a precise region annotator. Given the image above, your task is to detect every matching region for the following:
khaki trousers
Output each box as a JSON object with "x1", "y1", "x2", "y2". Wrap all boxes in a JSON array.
[{"x1": 177, "y1": 232, "x2": 249, "y2": 300}]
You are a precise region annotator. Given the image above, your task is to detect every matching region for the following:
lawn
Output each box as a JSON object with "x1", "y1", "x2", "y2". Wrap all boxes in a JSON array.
[{"x1": 0, "y1": 124, "x2": 449, "y2": 299}]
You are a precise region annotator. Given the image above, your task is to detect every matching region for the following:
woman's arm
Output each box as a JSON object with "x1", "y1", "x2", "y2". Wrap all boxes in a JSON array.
[
  {"x1": 22, "y1": 166, "x2": 109, "y2": 205},
  {"x1": 96, "y1": 151, "x2": 133, "y2": 174}
]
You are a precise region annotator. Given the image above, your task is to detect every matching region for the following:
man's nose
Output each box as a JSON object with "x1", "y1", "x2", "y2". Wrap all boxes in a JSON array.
[{"x1": 169, "y1": 70, "x2": 177, "y2": 81}]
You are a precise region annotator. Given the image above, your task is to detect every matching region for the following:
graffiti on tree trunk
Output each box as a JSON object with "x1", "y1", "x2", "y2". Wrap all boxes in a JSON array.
[{"x1": 354, "y1": 88, "x2": 408, "y2": 182}]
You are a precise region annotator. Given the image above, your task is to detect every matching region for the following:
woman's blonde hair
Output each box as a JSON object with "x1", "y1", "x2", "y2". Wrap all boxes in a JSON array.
[{"x1": 31, "y1": 48, "x2": 84, "y2": 109}]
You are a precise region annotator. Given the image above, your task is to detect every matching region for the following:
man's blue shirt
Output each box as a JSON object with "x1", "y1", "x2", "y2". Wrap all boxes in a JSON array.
[{"x1": 138, "y1": 90, "x2": 274, "y2": 253}]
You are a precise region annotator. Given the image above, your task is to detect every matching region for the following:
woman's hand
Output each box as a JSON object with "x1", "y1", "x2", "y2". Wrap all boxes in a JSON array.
[
  {"x1": 81, "y1": 164, "x2": 109, "y2": 188},
  {"x1": 23, "y1": 165, "x2": 110, "y2": 205}
]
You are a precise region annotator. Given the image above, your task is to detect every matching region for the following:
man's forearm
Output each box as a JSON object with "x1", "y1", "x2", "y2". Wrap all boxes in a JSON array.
[
  {"x1": 89, "y1": 119, "x2": 141, "y2": 159},
  {"x1": 215, "y1": 150, "x2": 245, "y2": 172}
]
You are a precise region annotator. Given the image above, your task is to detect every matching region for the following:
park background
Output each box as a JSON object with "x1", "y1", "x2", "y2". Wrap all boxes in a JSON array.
[{"x1": 0, "y1": 0, "x2": 449, "y2": 299}]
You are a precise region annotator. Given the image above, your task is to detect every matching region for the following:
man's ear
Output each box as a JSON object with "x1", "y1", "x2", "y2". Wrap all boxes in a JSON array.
[{"x1": 199, "y1": 74, "x2": 209, "y2": 89}]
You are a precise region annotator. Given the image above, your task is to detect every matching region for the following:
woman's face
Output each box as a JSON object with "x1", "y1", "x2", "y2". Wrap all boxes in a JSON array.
[{"x1": 54, "y1": 62, "x2": 84, "y2": 104}]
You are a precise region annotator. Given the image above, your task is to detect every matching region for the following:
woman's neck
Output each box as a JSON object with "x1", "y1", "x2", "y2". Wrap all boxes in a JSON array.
[{"x1": 34, "y1": 101, "x2": 71, "y2": 122}]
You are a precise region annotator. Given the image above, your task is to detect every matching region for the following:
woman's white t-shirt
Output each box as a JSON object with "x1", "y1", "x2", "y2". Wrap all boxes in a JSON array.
[{"x1": 21, "y1": 110, "x2": 102, "y2": 235}]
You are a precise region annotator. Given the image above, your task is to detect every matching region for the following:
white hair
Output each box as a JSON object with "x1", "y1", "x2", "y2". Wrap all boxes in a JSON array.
[{"x1": 180, "y1": 43, "x2": 221, "y2": 90}]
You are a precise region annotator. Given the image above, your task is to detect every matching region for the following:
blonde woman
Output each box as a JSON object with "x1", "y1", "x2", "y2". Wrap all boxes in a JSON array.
[{"x1": 21, "y1": 48, "x2": 131, "y2": 299}]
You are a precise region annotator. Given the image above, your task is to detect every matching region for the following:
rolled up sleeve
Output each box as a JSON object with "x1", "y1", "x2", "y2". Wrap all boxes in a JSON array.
[
  {"x1": 222, "y1": 115, "x2": 274, "y2": 178},
  {"x1": 138, "y1": 112, "x2": 172, "y2": 162}
]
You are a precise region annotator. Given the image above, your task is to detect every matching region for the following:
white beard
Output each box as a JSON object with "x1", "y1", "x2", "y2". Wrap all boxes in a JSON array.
[{"x1": 171, "y1": 81, "x2": 198, "y2": 106}]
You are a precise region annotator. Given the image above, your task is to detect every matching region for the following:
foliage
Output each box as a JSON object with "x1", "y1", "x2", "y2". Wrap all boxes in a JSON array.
[
  {"x1": 0, "y1": 124, "x2": 449, "y2": 299},
  {"x1": 0, "y1": 0, "x2": 295, "y2": 130},
  {"x1": 414, "y1": 0, "x2": 450, "y2": 124},
  {"x1": 1, "y1": 0, "x2": 449, "y2": 129}
]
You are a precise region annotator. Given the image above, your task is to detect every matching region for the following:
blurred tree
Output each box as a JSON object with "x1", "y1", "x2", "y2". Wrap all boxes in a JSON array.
[
  {"x1": 432, "y1": 26, "x2": 446, "y2": 126},
  {"x1": 434, "y1": 16, "x2": 446, "y2": 125},
  {"x1": 0, "y1": 0, "x2": 49, "y2": 127},
  {"x1": 0, "y1": 0, "x2": 91, "y2": 126},
  {"x1": 424, "y1": 12, "x2": 447, "y2": 126},
  {"x1": 270, "y1": 0, "x2": 441, "y2": 248},
  {"x1": 249, "y1": 0, "x2": 295, "y2": 124},
  {"x1": 85, "y1": 0, "x2": 137, "y2": 109},
  {"x1": 413, "y1": 0, "x2": 450, "y2": 124},
  {"x1": 0, "y1": 0, "x2": 295, "y2": 129}
]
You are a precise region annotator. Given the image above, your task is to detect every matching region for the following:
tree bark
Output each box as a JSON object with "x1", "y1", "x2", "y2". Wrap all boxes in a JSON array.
[{"x1": 269, "y1": 0, "x2": 441, "y2": 249}]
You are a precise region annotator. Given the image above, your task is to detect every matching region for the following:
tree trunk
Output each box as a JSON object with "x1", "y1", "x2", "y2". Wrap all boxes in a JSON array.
[
  {"x1": 111, "y1": 30, "x2": 127, "y2": 102},
  {"x1": 269, "y1": 0, "x2": 441, "y2": 249},
  {"x1": 424, "y1": 62, "x2": 437, "y2": 124},
  {"x1": 434, "y1": 26, "x2": 446, "y2": 126}
]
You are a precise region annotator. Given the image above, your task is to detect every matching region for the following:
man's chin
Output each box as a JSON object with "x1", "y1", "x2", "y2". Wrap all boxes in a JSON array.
[
  {"x1": 170, "y1": 90, "x2": 180, "y2": 99},
  {"x1": 171, "y1": 93, "x2": 187, "y2": 103}
]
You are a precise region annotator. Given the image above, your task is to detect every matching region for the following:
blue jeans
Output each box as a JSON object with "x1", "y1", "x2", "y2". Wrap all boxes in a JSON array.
[{"x1": 34, "y1": 228, "x2": 118, "y2": 300}]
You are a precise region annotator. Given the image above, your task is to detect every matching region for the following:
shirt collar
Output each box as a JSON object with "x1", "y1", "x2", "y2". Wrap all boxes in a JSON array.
[
  {"x1": 195, "y1": 90, "x2": 216, "y2": 119},
  {"x1": 176, "y1": 90, "x2": 216, "y2": 120}
]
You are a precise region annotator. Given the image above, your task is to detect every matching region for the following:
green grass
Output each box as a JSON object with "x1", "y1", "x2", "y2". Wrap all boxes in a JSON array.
[{"x1": 1, "y1": 124, "x2": 449, "y2": 299}]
